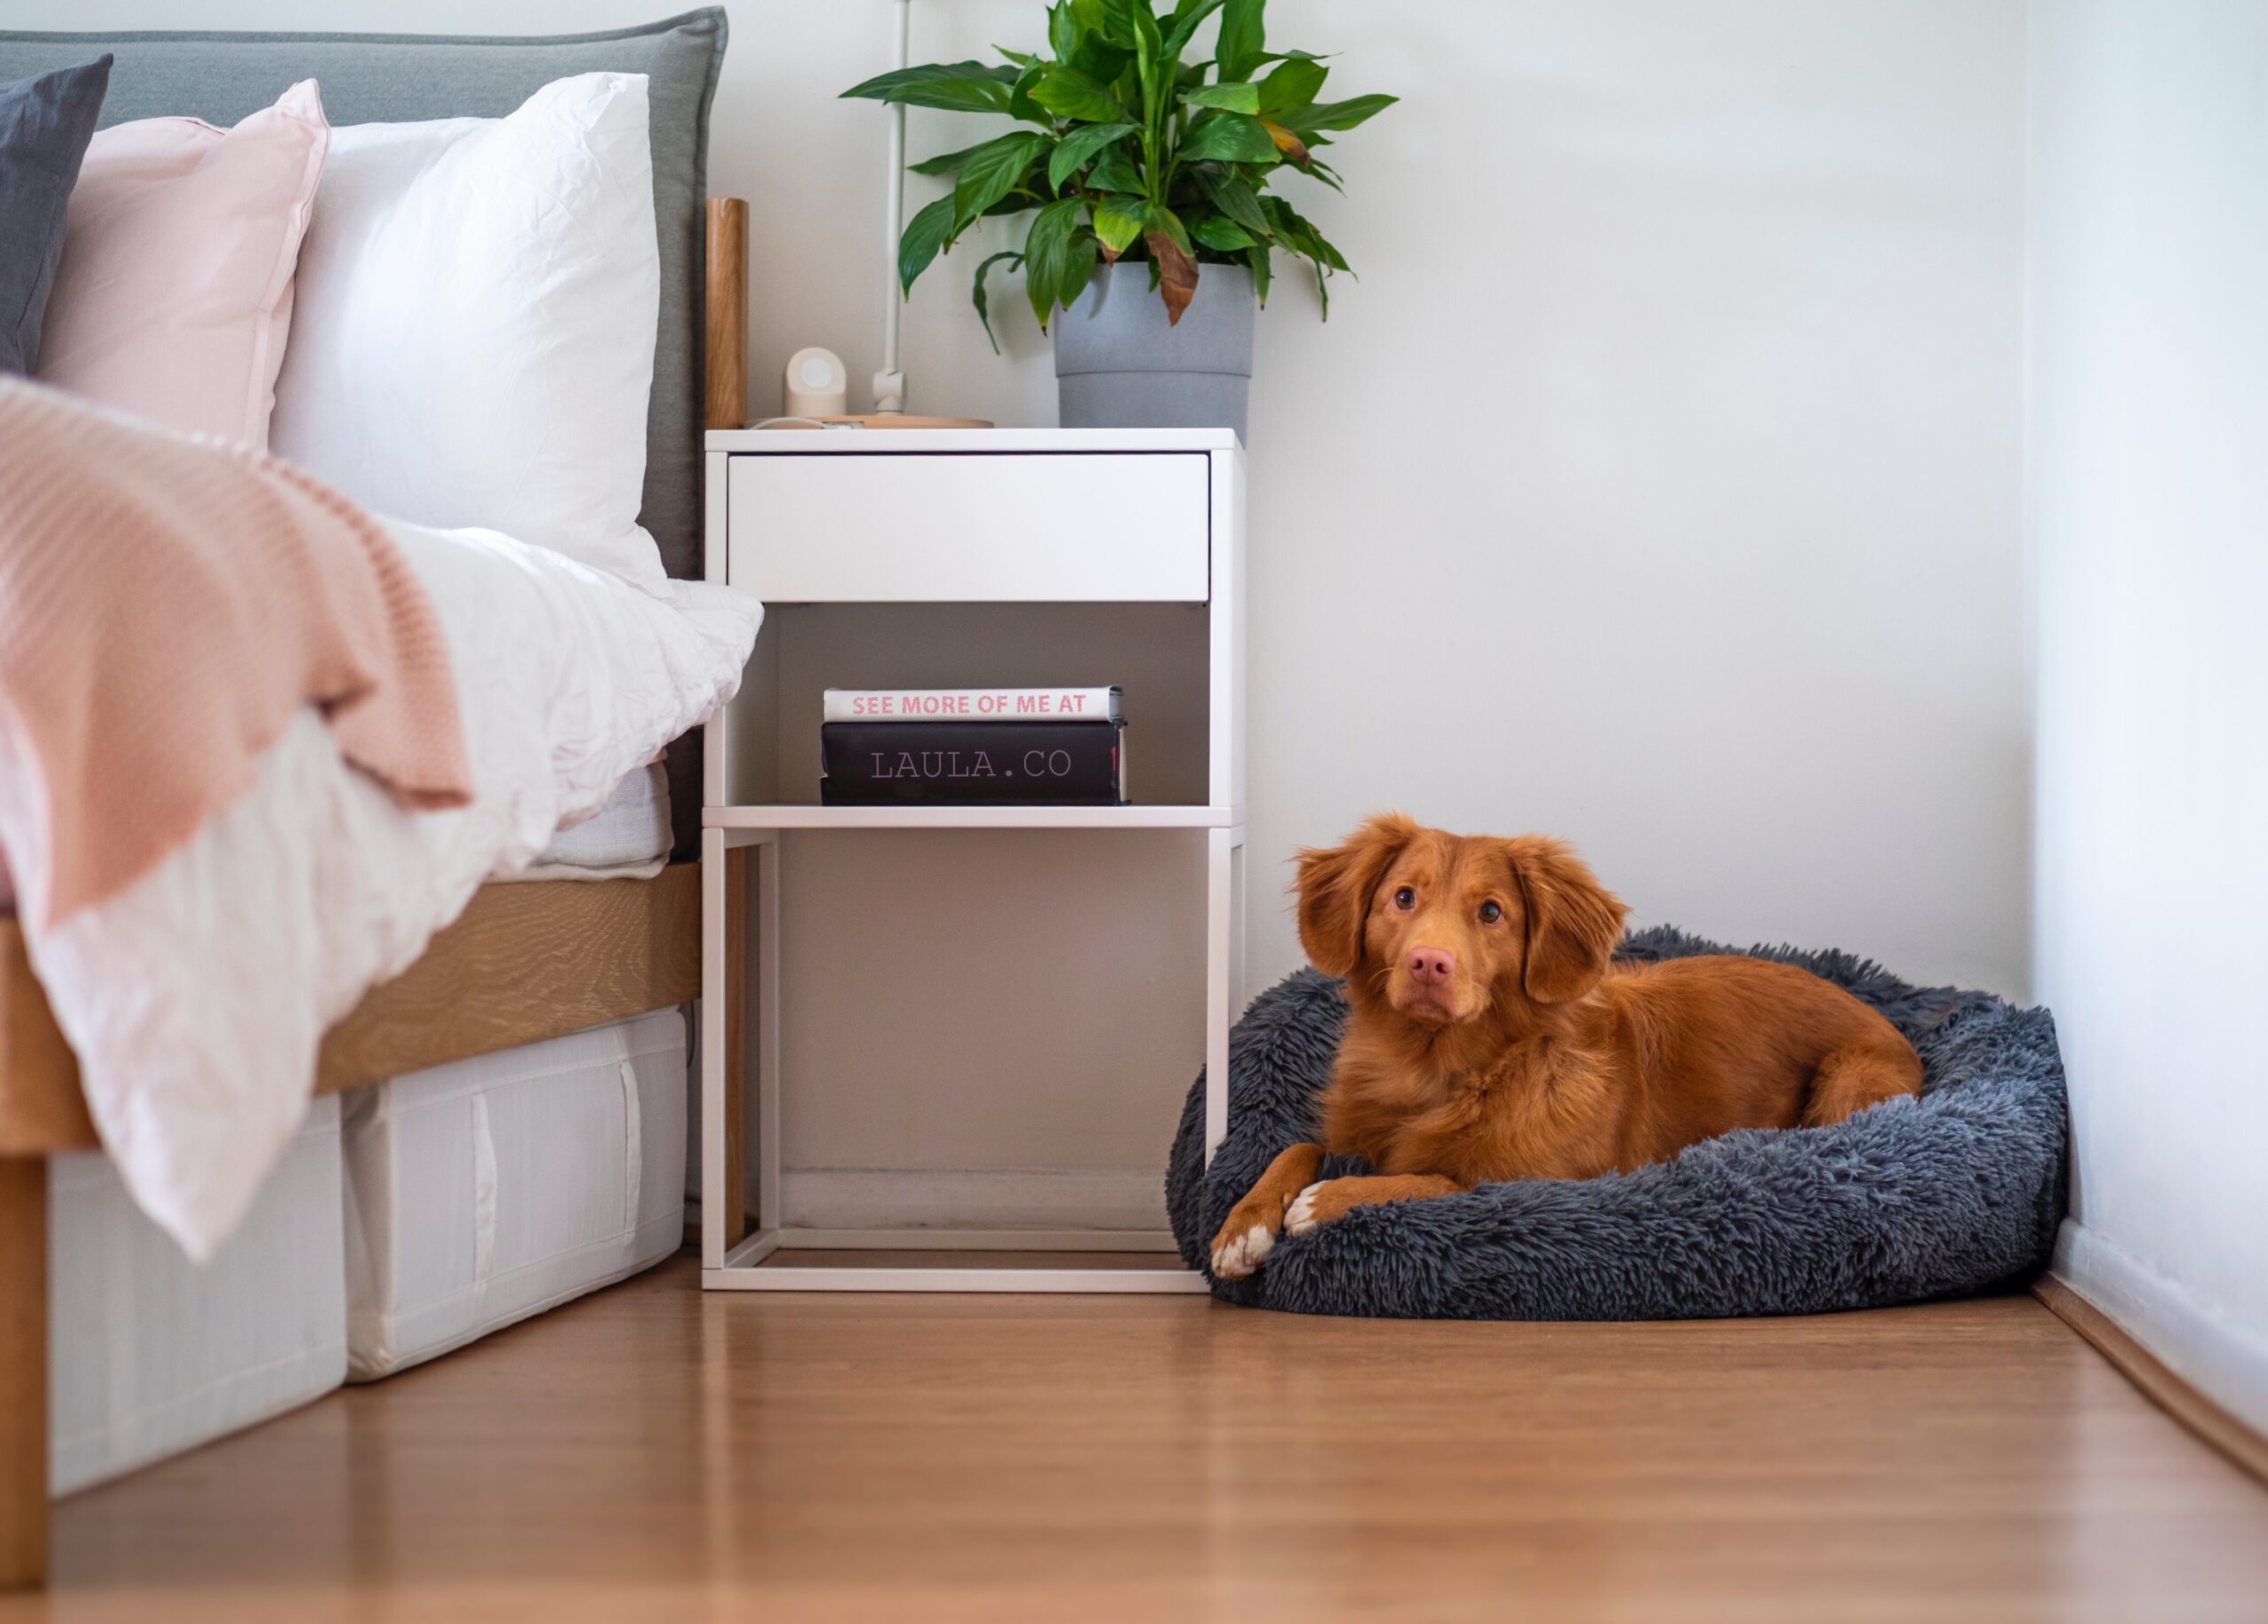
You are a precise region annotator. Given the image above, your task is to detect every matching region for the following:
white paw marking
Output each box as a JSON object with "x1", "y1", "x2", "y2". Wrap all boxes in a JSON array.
[
  {"x1": 1284, "y1": 1182, "x2": 1329, "y2": 1236},
  {"x1": 1211, "y1": 1221, "x2": 1277, "y2": 1280}
]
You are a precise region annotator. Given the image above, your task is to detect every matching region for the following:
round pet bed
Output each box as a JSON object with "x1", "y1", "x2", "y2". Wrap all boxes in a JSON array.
[{"x1": 1165, "y1": 927, "x2": 2067, "y2": 1319}]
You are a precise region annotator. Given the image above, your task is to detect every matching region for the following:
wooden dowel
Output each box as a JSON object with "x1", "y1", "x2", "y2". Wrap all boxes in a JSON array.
[{"x1": 705, "y1": 198, "x2": 749, "y2": 432}]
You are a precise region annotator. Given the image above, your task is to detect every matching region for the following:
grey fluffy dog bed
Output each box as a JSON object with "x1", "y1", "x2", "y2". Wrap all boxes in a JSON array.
[{"x1": 1165, "y1": 927, "x2": 2067, "y2": 1319}]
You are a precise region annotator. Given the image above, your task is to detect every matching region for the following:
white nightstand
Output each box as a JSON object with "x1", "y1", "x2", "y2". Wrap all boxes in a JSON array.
[{"x1": 698, "y1": 428, "x2": 1246, "y2": 1292}]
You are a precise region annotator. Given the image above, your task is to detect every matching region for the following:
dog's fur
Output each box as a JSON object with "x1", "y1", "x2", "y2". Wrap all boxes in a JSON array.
[{"x1": 1209, "y1": 816, "x2": 1924, "y2": 1279}]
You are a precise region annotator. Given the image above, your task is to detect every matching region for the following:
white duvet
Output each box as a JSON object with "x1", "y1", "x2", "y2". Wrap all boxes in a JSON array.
[{"x1": 8, "y1": 522, "x2": 759, "y2": 1262}]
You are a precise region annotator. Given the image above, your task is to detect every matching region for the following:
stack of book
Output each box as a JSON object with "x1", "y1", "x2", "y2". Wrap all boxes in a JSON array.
[{"x1": 819, "y1": 687, "x2": 1128, "y2": 806}]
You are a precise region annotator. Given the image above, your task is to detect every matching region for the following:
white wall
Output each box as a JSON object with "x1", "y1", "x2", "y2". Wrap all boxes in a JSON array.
[
  {"x1": 747, "y1": 0, "x2": 2031, "y2": 999},
  {"x1": 28, "y1": 1, "x2": 2031, "y2": 1223},
  {"x1": 2029, "y1": 0, "x2": 2268, "y2": 1435}
]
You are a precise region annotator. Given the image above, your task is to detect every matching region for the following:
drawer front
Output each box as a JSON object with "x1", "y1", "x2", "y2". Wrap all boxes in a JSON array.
[{"x1": 727, "y1": 452, "x2": 1210, "y2": 602}]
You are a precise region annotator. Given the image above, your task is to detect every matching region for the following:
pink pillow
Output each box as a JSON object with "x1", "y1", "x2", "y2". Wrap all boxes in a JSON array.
[{"x1": 37, "y1": 81, "x2": 327, "y2": 448}]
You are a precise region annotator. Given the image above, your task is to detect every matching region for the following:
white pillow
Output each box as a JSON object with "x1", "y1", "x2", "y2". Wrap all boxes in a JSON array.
[{"x1": 270, "y1": 73, "x2": 663, "y2": 585}]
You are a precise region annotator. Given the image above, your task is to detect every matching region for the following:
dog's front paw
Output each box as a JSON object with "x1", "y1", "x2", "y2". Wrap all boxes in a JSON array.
[
  {"x1": 1284, "y1": 1180, "x2": 1335, "y2": 1236},
  {"x1": 1209, "y1": 1216, "x2": 1279, "y2": 1280}
]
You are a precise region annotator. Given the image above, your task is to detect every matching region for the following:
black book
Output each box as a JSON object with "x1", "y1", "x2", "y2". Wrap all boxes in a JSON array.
[{"x1": 819, "y1": 719, "x2": 1127, "y2": 805}]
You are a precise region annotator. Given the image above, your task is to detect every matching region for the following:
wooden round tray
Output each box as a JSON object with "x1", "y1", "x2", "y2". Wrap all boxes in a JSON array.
[{"x1": 751, "y1": 414, "x2": 994, "y2": 430}]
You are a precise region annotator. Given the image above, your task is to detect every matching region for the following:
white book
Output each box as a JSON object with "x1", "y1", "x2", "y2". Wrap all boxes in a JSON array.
[{"x1": 822, "y1": 687, "x2": 1124, "y2": 724}]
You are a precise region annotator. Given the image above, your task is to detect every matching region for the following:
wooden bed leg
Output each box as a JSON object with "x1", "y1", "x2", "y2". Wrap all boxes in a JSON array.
[
  {"x1": 0, "y1": 1155, "x2": 46, "y2": 1589},
  {"x1": 722, "y1": 847, "x2": 749, "y2": 1247}
]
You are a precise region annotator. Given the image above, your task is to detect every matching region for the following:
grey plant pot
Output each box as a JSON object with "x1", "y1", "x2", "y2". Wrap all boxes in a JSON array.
[{"x1": 1053, "y1": 261, "x2": 1254, "y2": 444}]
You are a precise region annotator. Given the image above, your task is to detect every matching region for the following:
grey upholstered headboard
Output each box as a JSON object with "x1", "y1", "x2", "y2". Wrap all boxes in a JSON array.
[{"x1": 0, "y1": 9, "x2": 728, "y2": 858}]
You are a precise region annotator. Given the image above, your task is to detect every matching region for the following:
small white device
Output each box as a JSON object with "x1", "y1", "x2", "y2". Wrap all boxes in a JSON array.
[{"x1": 784, "y1": 346, "x2": 849, "y2": 417}]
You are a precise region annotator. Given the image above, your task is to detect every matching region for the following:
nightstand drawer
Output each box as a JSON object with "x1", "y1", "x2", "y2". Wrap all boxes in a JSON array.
[{"x1": 726, "y1": 452, "x2": 1209, "y2": 602}]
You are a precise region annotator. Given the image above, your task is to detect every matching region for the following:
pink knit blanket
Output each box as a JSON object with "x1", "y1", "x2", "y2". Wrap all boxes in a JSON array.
[{"x1": 0, "y1": 379, "x2": 472, "y2": 929}]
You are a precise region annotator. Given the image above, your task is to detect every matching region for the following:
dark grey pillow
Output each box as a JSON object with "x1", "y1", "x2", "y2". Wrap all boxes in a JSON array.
[{"x1": 0, "y1": 53, "x2": 109, "y2": 377}]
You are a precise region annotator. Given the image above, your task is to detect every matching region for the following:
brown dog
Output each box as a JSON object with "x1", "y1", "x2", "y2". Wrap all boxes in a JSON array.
[{"x1": 1209, "y1": 815, "x2": 1922, "y2": 1279}]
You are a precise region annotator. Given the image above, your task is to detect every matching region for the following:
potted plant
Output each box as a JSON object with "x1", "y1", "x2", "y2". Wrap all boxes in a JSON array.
[{"x1": 843, "y1": 0, "x2": 1393, "y2": 441}]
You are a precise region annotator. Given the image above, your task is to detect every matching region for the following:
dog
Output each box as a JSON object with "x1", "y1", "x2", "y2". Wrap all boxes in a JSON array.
[{"x1": 1209, "y1": 815, "x2": 1923, "y2": 1279}]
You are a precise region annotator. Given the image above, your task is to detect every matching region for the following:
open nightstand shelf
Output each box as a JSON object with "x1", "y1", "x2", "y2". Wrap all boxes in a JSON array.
[{"x1": 698, "y1": 428, "x2": 1245, "y2": 1293}]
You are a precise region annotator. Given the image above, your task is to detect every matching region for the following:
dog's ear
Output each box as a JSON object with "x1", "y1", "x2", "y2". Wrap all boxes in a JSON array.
[
  {"x1": 1507, "y1": 836, "x2": 1627, "y2": 1005},
  {"x1": 1295, "y1": 813, "x2": 1417, "y2": 978}
]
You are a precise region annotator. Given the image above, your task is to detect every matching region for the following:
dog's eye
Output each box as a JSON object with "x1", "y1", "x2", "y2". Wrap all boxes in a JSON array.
[
  {"x1": 1393, "y1": 887, "x2": 1416, "y2": 910},
  {"x1": 1479, "y1": 900, "x2": 1503, "y2": 924}
]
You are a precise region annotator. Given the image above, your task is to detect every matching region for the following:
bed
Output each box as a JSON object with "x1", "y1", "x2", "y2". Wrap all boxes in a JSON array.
[{"x1": 0, "y1": 11, "x2": 754, "y2": 1588}]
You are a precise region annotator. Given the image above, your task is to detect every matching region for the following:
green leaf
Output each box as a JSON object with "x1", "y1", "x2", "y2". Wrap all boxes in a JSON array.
[
  {"x1": 951, "y1": 132, "x2": 1049, "y2": 231},
  {"x1": 1217, "y1": 0, "x2": 1265, "y2": 80},
  {"x1": 1070, "y1": 36, "x2": 1134, "y2": 86},
  {"x1": 1281, "y1": 94, "x2": 1397, "y2": 133},
  {"x1": 1181, "y1": 82, "x2": 1260, "y2": 113},
  {"x1": 1176, "y1": 113, "x2": 1277, "y2": 164},
  {"x1": 1128, "y1": 1, "x2": 1164, "y2": 115},
  {"x1": 1256, "y1": 56, "x2": 1326, "y2": 116},
  {"x1": 1303, "y1": 223, "x2": 1351, "y2": 274},
  {"x1": 908, "y1": 140, "x2": 992, "y2": 177},
  {"x1": 971, "y1": 249, "x2": 1024, "y2": 353},
  {"x1": 897, "y1": 194, "x2": 959, "y2": 294},
  {"x1": 1190, "y1": 213, "x2": 1255, "y2": 252},
  {"x1": 1048, "y1": 3, "x2": 1079, "y2": 64},
  {"x1": 1260, "y1": 194, "x2": 1350, "y2": 315},
  {"x1": 1021, "y1": 197, "x2": 1084, "y2": 330},
  {"x1": 1091, "y1": 195, "x2": 1149, "y2": 257},
  {"x1": 996, "y1": 45, "x2": 1042, "y2": 69},
  {"x1": 1245, "y1": 242, "x2": 1271, "y2": 304},
  {"x1": 842, "y1": 60, "x2": 1016, "y2": 115},
  {"x1": 1266, "y1": 199, "x2": 1350, "y2": 273},
  {"x1": 1200, "y1": 169, "x2": 1272, "y2": 238},
  {"x1": 1161, "y1": 0, "x2": 1228, "y2": 61},
  {"x1": 1009, "y1": 63, "x2": 1051, "y2": 126},
  {"x1": 1085, "y1": 0, "x2": 1130, "y2": 44},
  {"x1": 1060, "y1": 229, "x2": 1099, "y2": 309},
  {"x1": 1084, "y1": 146, "x2": 1146, "y2": 193},
  {"x1": 1047, "y1": 120, "x2": 1138, "y2": 189},
  {"x1": 1030, "y1": 66, "x2": 1124, "y2": 124}
]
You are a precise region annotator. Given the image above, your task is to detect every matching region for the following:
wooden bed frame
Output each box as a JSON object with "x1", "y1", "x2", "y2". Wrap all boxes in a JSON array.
[{"x1": 0, "y1": 198, "x2": 752, "y2": 1590}]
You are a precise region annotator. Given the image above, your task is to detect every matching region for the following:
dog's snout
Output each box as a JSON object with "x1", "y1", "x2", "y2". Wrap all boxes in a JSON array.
[{"x1": 1407, "y1": 945, "x2": 1456, "y2": 985}]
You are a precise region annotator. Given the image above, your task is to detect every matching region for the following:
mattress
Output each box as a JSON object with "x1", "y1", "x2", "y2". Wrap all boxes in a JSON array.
[
  {"x1": 0, "y1": 761, "x2": 672, "y2": 914},
  {"x1": 49, "y1": 1095, "x2": 345, "y2": 1496},
  {"x1": 341, "y1": 1006, "x2": 687, "y2": 1380},
  {"x1": 518, "y1": 758, "x2": 673, "y2": 879}
]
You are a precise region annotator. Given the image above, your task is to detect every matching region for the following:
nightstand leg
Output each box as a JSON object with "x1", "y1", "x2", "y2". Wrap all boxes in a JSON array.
[
  {"x1": 703, "y1": 827, "x2": 778, "y2": 1275},
  {"x1": 1205, "y1": 828, "x2": 1236, "y2": 1164},
  {"x1": 722, "y1": 846, "x2": 749, "y2": 1248},
  {"x1": 755, "y1": 837, "x2": 782, "y2": 1236},
  {"x1": 701, "y1": 830, "x2": 731, "y2": 1267}
]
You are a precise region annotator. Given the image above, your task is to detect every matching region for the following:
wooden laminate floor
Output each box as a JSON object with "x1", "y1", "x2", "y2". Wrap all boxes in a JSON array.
[{"x1": 12, "y1": 1254, "x2": 2268, "y2": 1622}]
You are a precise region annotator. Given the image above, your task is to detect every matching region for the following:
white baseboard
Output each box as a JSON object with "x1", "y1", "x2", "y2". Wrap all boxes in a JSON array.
[
  {"x1": 779, "y1": 1168, "x2": 1169, "y2": 1232},
  {"x1": 2053, "y1": 1218, "x2": 2268, "y2": 1441}
]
